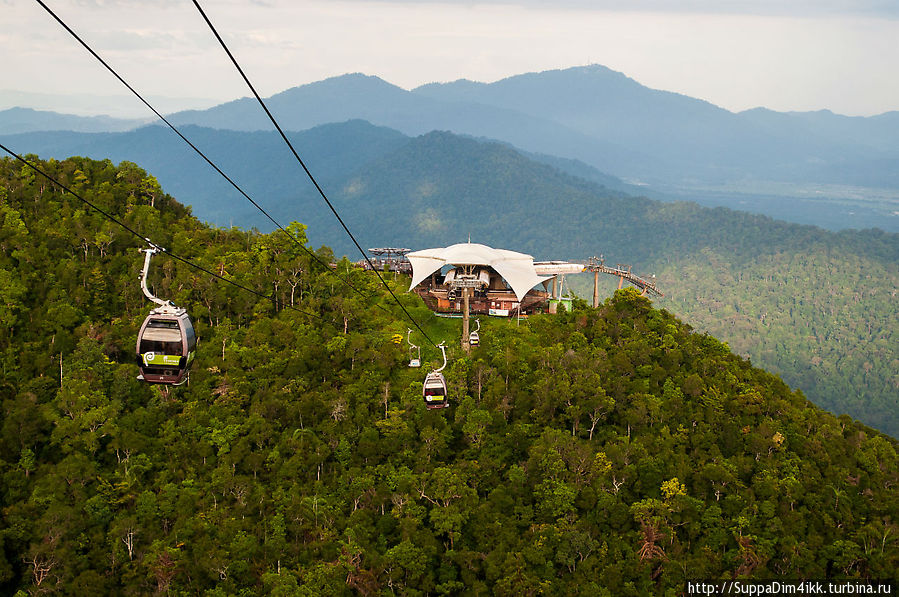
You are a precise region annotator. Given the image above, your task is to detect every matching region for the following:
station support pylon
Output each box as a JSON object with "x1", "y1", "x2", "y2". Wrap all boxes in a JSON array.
[{"x1": 462, "y1": 287, "x2": 471, "y2": 353}]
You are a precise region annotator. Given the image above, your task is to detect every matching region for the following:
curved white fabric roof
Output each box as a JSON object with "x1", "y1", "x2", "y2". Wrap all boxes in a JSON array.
[{"x1": 408, "y1": 243, "x2": 551, "y2": 302}]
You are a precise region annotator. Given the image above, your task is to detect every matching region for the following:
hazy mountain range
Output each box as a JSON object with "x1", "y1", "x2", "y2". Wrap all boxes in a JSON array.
[
  {"x1": 0, "y1": 107, "x2": 148, "y2": 134},
  {"x1": 3, "y1": 65, "x2": 897, "y2": 231},
  {"x1": 0, "y1": 88, "x2": 216, "y2": 119}
]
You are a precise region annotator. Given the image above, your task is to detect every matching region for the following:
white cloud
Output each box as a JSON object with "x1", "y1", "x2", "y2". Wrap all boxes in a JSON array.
[
  {"x1": 326, "y1": 0, "x2": 899, "y2": 19},
  {"x1": 3, "y1": 0, "x2": 898, "y2": 116}
]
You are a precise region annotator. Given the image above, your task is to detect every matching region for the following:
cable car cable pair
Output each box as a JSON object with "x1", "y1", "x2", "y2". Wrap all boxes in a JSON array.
[
  {"x1": 190, "y1": 0, "x2": 439, "y2": 350},
  {"x1": 28, "y1": 2, "x2": 447, "y2": 383},
  {"x1": 38, "y1": 0, "x2": 436, "y2": 348},
  {"x1": 31, "y1": 0, "x2": 390, "y2": 319}
]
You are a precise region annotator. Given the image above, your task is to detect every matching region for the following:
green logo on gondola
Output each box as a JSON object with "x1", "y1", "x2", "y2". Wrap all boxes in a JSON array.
[{"x1": 142, "y1": 352, "x2": 181, "y2": 366}]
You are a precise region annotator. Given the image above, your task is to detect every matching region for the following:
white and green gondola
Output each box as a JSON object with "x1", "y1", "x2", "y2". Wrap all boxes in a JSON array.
[{"x1": 135, "y1": 245, "x2": 197, "y2": 385}]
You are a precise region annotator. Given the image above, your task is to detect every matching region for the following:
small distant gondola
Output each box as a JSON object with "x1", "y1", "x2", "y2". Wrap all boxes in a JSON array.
[
  {"x1": 407, "y1": 329, "x2": 421, "y2": 368},
  {"x1": 135, "y1": 245, "x2": 197, "y2": 386},
  {"x1": 422, "y1": 342, "x2": 449, "y2": 409},
  {"x1": 469, "y1": 318, "x2": 480, "y2": 347}
]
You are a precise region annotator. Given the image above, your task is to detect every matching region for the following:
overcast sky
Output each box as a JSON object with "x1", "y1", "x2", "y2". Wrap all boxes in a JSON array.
[{"x1": 2, "y1": 0, "x2": 898, "y2": 117}]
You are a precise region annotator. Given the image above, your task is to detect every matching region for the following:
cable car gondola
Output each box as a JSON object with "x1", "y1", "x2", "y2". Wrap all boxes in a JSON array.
[
  {"x1": 469, "y1": 318, "x2": 480, "y2": 347},
  {"x1": 407, "y1": 329, "x2": 421, "y2": 368},
  {"x1": 422, "y1": 342, "x2": 448, "y2": 409},
  {"x1": 423, "y1": 372, "x2": 448, "y2": 409},
  {"x1": 135, "y1": 246, "x2": 197, "y2": 385},
  {"x1": 136, "y1": 307, "x2": 196, "y2": 384}
]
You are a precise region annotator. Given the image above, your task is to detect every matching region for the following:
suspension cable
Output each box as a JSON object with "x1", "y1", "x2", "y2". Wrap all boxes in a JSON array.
[
  {"x1": 190, "y1": 0, "x2": 439, "y2": 349},
  {"x1": 31, "y1": 0, "x2": 387, "y2": 312}
]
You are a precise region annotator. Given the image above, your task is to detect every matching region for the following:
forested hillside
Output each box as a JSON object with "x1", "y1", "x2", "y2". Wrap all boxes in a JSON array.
[
  {"x1": 2, "y1": 128, "x2": 897, "y2": 437},
  {"x1": 1, "y1": 157, "x2": 897, "y2": 594},
  {"x1": 323, "y1": 132, "x2": 899, "y2": 438},
  {"x1": 0, "y1": 121, "x2": 410, "y2": 229}
]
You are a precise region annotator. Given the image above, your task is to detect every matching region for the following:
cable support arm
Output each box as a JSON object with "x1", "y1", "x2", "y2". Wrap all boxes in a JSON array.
[
  {"x1": 139, "y1": 246, "x2": 171, "y2": 307},
  {"x1": 435, "y1": 342, "x2": 447, "y2": 373}
]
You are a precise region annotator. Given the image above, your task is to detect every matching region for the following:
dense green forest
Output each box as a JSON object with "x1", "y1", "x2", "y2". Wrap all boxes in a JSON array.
[
  {"x1": 561, "y1": 210, "x2": 898, "y2": 438},
  {"x1": 648, "y1": 242, "x2": 897, "y2": 435},
  {"x1": 1, "y1": 157, "x2": 898, "y2": 594}
]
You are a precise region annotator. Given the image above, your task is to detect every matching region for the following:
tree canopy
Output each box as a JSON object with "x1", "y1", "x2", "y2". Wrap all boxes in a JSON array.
[{"x1": 1, "y1": 156, "x2": 897, "y2": 594}]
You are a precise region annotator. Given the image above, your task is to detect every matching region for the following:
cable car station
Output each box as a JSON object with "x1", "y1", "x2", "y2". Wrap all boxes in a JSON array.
[
  {"x1": 407, "y1": 243, "x2": 553, "y2": 319},
  {"x1": 405, "y1": 242, "x2": 662, "y2": 318},
  {"x1": 403, "y1": 242, "x2": 662, "y2": 353}
]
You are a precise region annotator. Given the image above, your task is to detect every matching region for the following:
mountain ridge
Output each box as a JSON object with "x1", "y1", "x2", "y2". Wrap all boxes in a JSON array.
[
  {"x1": 5, "y1": 65, "x2": 898, "y2": 231},
  {"x1": 142, "y1": 65, "x2": 899, "y2": 230},
  {"x1": 0, "y1": 107, "x2": 149, "y2": 134}
]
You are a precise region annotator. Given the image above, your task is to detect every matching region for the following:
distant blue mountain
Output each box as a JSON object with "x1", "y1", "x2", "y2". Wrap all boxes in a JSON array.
[
  {"x1": 415, "y1": 66, "x2": 899, "y2": 187},
  {"x1": 0, "y1": 107, "x2": 148, "y2": 134},
  {"x1": 164, "y1": 66, "x2": 899, "y2": 193},
  {"x1": 165, "y1": 72, "x2": 637, "y2": 176}
]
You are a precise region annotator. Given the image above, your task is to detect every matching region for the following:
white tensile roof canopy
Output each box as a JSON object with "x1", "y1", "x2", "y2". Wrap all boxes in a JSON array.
[{"x1": 407, "y1": 242, "x2": 551, "y2": 302}]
